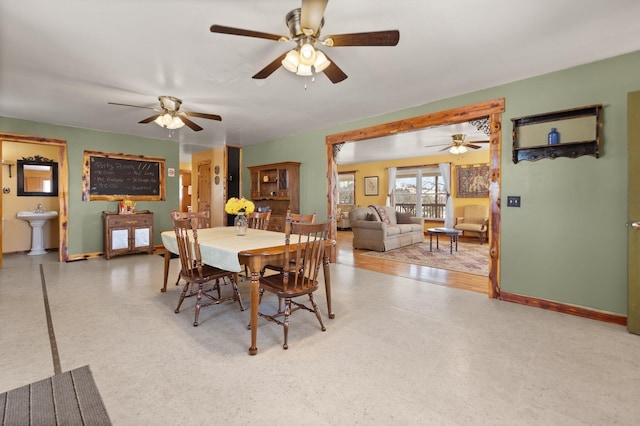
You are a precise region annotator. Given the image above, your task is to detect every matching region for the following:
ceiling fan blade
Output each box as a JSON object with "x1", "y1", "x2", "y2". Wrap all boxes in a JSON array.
[
  {"x1": 439, "y1": 145, "x2": 453, "y2": 152},
  {"x1": 321, "y1": 53, "x2": 348, "y2": 83},
  {"x1": 139, "y1": 114, "x2": 161, "y2": 124},
  {"x1": 252, "y1": 52, "x2": 287, "y2": 79},
  {"x1": 466, "y1": 144, "x2": 483, "y2": 149},
  {"x1": 179, "y1": 116, "x2": 203, "y2": 132},
  {"x1": 210, "y1": 24, "x2": 284, "y2": 41},
  {"x1": 108, "y1": 102, "x2": 157, "y2": 111},
  {"x1": 185, "y1": 111, "x2": 222, "y2": 121},
  {"x1": 301, "y1": 0, "x2": 328, "y2": 35},
  {"x1": 324, "y1": 30, "x2": 400, "y2": 47}
]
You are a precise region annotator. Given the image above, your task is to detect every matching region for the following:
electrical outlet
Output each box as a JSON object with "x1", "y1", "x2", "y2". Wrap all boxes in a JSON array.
[{"x1": 507, "y1": 196, "x2": 521, "y2": 207}]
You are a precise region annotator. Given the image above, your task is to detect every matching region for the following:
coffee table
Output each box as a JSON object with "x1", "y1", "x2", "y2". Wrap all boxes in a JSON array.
[{"x1": 426, "y1": 228, "x2": 463, "y2": 254}]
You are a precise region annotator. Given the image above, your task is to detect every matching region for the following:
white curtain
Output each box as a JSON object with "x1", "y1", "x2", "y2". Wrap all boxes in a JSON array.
[
  {"x1": 439, "y1": 162, "x2": 454, "y2": 228},
  {"x1": 386, "y1": 167, "x2": 396, "y2": 206}
]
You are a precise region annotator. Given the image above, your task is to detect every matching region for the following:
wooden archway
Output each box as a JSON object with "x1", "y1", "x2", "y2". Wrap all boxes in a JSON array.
[{"x1": 325, "y1": 98, "x2": 505, "y2": 297}]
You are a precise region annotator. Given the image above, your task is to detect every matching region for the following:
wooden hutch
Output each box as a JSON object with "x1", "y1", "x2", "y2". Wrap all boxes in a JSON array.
[{"x1": 248, "y1": 161, "x2": 300, "y2": 232}]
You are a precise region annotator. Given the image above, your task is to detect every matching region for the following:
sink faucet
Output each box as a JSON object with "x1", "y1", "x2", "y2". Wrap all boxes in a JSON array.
[{"x1": 34, "y1": 203, "x2": 44, "y2": 213}]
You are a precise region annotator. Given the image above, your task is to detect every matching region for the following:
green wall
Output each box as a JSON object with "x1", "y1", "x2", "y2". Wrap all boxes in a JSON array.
[
  {"x1": 243, "y1": 50, "x2": 640, "y2": 316},
  {"x1": 0, "y1": 117, "x2": 180, "y2": 256}
]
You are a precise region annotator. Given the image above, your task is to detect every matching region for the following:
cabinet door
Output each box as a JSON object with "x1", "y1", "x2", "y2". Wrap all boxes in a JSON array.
[
  {"x1": 111, "y1": 228, "x2": 129, "y2": 250},
  {"x1": 134, "y1": 227, "x2": 150, "y2": 248},
  {"x1": 278, "y1": 168, "x2": 289, "y2": 197}
]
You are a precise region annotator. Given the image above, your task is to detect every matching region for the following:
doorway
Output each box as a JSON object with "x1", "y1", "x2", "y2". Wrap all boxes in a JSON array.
[
  {"x1": 325, "y1": 99, "x2": 504, "y2": 298},
  {"x1": 0, "y1": 133, "x2": 69, "y2": 267}
]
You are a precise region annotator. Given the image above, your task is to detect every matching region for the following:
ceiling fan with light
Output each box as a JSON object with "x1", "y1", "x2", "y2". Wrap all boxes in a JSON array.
[
  {"x1": 108, "y1": 96, "x2": 221, "y2": 132},
  {"x1": 210, "y1": 0, "x2": 399, "y2": 83},
  {"x1": 436, "y1": 134, "x2": 490, "y2": 154}
]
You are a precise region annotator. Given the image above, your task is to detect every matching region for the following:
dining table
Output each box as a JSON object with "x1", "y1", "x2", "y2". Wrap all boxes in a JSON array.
[{"x1": 160, "y1": 226, "x2": 334, "y2": 355}]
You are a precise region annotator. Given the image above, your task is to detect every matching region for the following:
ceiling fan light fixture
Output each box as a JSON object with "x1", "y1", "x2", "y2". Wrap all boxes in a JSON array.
[
  {"x1": 166, "y1": 116, "x2": 185, "y2": 130},
  {"x1": 296, "y1": 63, "x2": 313, "y2": 76},
  {"x1": 155, "y1": 113, "x2": 185, "y2": 130},
  {"x1": 298, "y1": 43, "x2": 317, "y2": 66},
  {"x1": 313, "y1": 50, "x2": 330, "y2": 72},
  {"x1": 450, "y1": 145, "x2": 468, "y2": 154},
  {"x1": 282, "y1": 49, "x2": 300, "y2": 72}
]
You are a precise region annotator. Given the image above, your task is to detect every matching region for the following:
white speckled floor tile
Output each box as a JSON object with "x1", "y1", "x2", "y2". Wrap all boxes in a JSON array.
[{"x1": 2, "y1": 252, "x2": 640, "y2": 425}]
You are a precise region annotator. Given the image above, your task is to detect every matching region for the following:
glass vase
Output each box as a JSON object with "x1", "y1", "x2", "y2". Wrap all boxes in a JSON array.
[{"x1": 234, "y1": 213, "x2": 248, "y2": 236}]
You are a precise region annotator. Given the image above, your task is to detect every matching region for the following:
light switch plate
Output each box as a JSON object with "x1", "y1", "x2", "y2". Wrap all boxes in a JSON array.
[{"x1": 507, "y1": 196, "x2": 521, "y2": 207}]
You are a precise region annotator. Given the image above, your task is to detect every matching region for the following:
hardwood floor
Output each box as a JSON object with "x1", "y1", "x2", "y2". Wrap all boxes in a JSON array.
[{"x1": 335, "y1": 230, "x2": 489, "y2": 294}]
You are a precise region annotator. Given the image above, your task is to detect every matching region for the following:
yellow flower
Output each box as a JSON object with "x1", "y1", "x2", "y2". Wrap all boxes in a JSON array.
[{"x1": 224, "y1": 197, "x2": 255, "y2": 215}]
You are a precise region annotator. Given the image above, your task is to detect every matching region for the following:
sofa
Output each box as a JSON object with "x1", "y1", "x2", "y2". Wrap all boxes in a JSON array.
[{"x1": 349, "y1": 205, "x2": 424, "y2": 252}]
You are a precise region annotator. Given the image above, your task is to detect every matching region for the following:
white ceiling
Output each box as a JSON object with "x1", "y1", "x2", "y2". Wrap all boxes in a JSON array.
[{"x1": 2, "y1": 1, "x2": 640, "y2": 163}]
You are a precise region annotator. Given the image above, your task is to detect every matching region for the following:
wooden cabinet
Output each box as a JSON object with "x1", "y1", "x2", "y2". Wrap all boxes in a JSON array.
[
  {"x1": 103, "y1": 211, "x2": 154, "y2": 259},
  {"x1": 248, "y1": 162, "x2": 300, "y2": 232}
]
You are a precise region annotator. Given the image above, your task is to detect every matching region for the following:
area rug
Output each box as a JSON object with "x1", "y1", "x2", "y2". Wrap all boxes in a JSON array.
[
  {"x1": 361, "y1": 241, "x2": 489, "y2": 276},
  {"x1": 0, "y1": 365, "x2": 111, "y2": 425}
]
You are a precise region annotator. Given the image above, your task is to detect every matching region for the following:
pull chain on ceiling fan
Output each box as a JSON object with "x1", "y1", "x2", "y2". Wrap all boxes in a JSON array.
[
  {"x1": 108, "y1": 96, "x2": 221, "y2": 132},
  {"x1": 210, "y1": 0, "x2": 400, "y2": 83}
]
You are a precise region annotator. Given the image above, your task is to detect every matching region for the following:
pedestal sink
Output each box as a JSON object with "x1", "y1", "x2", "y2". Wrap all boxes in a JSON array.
[{"x1": 16, "y1": 210, "x2": 58, "y2": 255}]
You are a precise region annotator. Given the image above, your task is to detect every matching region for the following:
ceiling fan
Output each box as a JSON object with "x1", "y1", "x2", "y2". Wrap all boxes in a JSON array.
[
  {"x1": 108, "y1": 96, "x2": 221, "y2": 132},
  {"x1": 436, "y1": 134, "x2": 490, "y2": 154},
  {"x1": 210, "y1": 0, "x2": 399, "y2": 83}
]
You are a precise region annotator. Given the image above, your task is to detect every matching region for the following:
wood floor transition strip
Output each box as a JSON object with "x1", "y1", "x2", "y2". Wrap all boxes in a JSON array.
[{"x1": 40, "y1": 264, "x2": 61, "y2": 375}]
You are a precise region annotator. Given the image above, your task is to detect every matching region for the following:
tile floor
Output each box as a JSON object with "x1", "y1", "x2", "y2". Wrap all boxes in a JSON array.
[{"x1": 1, "y1": 251, "x2": 640, "y2": 425}]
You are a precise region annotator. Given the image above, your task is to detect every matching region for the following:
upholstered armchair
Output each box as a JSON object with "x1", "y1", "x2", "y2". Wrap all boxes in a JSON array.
[
  {"x1": 336, "y1": 204, "x2": 354, "y2": 230},
  {"x1": 454, "y1": 204, "x2": 489, "y2": 244}
]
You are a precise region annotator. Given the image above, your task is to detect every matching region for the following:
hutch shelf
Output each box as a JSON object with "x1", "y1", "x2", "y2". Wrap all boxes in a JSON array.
[{"x1": 248, "y1": 162, "x2": 300, "y2": 232}]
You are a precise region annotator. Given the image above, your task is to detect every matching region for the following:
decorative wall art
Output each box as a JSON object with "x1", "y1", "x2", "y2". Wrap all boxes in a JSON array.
[
  {"x1": 456, "y1": 164, "x2": 490, "y2": 198},
  {"x1": 364, "y1": 176, "x2": 379, "y2": 196}
]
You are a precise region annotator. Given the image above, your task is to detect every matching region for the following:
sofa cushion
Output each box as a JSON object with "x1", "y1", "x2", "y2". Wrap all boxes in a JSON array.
[{"x1": 396, "y1": 212, "x2": 413, "y2": 224}]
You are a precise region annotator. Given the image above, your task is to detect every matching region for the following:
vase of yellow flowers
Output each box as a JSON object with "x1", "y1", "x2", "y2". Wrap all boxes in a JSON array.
[{"x1": 224, "y1": 197, "x2": 255, "y2": 236}]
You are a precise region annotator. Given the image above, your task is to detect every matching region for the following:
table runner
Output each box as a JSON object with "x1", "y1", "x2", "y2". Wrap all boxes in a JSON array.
[{"x1": 161, "y1": 227, "x2": 286, "y2": 272}]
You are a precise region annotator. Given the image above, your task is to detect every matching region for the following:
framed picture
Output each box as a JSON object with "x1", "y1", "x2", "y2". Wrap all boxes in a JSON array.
[
  {"x1": 364, "y1": 176, "x2": 379, "y2": 196},
  {"x1": 456, "y1": 164, "x2": 490, "y2": 198}
]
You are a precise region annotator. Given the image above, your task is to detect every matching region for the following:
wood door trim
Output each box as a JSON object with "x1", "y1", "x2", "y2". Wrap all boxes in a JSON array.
[{"x1": 325, "y1": 98, "x2": 505, "y2": 298}]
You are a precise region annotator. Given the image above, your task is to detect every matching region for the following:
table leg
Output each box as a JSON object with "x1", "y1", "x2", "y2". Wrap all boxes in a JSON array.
[
  {"x1": 436, "y1": 234, "x2": 440, "y2": 250},
  {"x1": 161, "y1": 249, "x2": 170, "y2": 292},
  {"x1": 450, "y1": 235, "x2": 453, "y2": 254},
  {"x1": 322, "y1": 256, "x2": 334, "y2": 319},
  {"x1": 429, "y1": 233, "x2": 433, "y2": 251},
  {"x1": 455, "y1": 234, "x2": 459, "y2": 252},
  {"x1": 249, "y1": 270, "x2": 259, "y2": 355}
]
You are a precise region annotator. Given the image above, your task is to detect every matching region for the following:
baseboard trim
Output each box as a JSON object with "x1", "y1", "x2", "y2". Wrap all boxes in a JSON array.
[{"x1": 499, "y1": 291, "x2": 627, "y2": 326}]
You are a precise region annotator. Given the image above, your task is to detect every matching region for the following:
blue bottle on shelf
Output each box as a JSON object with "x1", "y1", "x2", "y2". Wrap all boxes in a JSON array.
[{"x1": 548, "y1": 127, "x2": 559, "y2": 145}]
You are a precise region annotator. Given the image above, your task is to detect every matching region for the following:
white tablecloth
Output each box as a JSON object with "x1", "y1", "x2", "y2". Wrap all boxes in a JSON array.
[{"x1": 161, "y1": 227, "x2": 286, "y2": 272}]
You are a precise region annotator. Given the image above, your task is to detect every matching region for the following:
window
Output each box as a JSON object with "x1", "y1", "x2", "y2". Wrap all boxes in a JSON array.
[
  {"x1": 338, "y1": 172, "x2": 355, "y2": 205},
  {"x1": 394, "y1": 167, "x2": 447, "y2": 219}
]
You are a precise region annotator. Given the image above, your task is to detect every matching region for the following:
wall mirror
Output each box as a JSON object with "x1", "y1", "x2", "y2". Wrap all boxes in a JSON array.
[{"x1": 17, "y1": 158, "x2": 59, "y2": 196}]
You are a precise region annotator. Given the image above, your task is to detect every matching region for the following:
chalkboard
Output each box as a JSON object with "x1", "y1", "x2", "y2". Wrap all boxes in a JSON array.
[{"x1": 82, "y1": 151, "x2": 166, "y2": 201}]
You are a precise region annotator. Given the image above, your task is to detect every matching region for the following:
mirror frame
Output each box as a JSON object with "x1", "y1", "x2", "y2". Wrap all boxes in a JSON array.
[{"x1": 17, "y1": 159, "x2": 59, "y2": 196}]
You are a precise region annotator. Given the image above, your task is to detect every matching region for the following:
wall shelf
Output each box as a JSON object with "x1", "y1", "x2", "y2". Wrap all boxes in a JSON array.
[{"x1": 512, "y1": 104, "x2": 602, "y2": 163}]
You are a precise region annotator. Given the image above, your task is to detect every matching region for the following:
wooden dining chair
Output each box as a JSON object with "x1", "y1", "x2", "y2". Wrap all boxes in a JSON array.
[
  {"x1": 260, "y1": 210, "x2": 316, "y2": 277},
  {"x1": 241, "y1": 210, "x2": 273, "y2": 278},
  {"x1": 257, "y1": 218, "x2": 329, "y2": 349},
  {"x1": 171, "y1": 211, "x2": 210, "y2": 287},
  {"x1": 171, "y1": 211, "x2": 244, "y2": 326},
  {"x1": 289, "y1": 211, "x2": 316, "y2": 224},
  {"x1": 246, "y1": 211, "x2": 271, "y2": 230}
]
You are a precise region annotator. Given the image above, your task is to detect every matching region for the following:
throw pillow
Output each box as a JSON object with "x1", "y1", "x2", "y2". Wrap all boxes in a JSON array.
[
  {"x1": 396, "y1": 212, "x2": 413, "y2": 224},
  {"x1": 375, "y1": 206, "x2": 391, "y2": 225}
]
